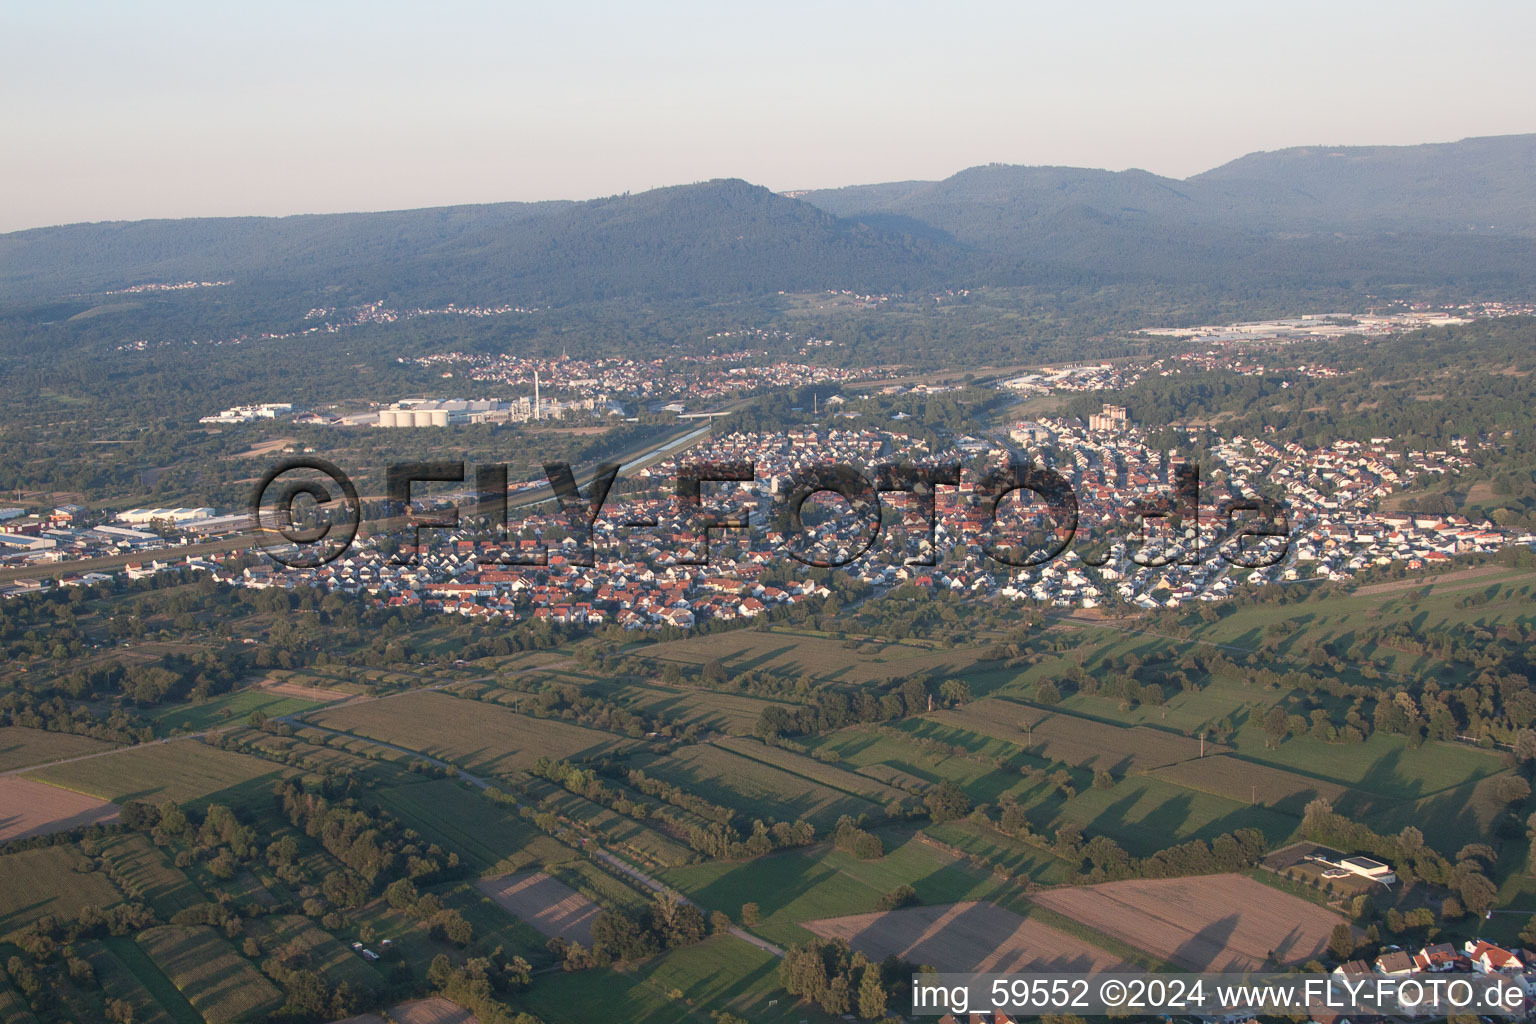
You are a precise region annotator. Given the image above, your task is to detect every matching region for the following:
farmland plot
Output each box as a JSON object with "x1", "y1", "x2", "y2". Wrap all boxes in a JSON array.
[
  {"x1": 638, "y1": 627, "x2": 990, "y2": 684},
  {"x1": 711, "y1": 736, "x2": 907, "y2": 805},
  {"x1": 335, "y1": 998, "x2": 477, "y2": 1024},
  {"x1": 138, "y1": 925, "x2": 283, "y2": 1023},
  {"x1": 0, "y1": 845, "x2": 122, "y2": 937},
  {"x1": 97, "y1": 833, "x2": 204, "y2": 918},
  {"x1": 664, "y1": 831, "x2": 1011, "y2": 948},
  {"x1": 0, "y1": 726, "x2": 117, "y2": 772},
  {"x1": 252, "y1": 916, "x2": 384, "y2": 995},
  {"x1": 312, "y1": 691, "x2": 631, "y2": 775},
  {"x1": 26, "y1": 740, "x2": 283, "y2": 807},
  {"x1": 1051, "y1": 774, "x2": 1300, "y2": 854},
  {"x1": 476, "y1": 871, "x2": 601, "y2": 945},
  {"x1": 0, "y1": 776, "x2": 118, "y2": 841},
  {"x1": 1147, "y1": 754, "x2": 1349, "y2": 815},
  {"x1": 930, "y1": 699, "x2": 1223, "y2": 772},
  {"x1": 376, "y1": 779, "x2": 567, "y2": 874},
  {"x1": 1031, "y1": 873, "x2": 1348, "y2": 969},
  {"x1": 613, "y1": 684, "x2": 794, "y2": 736},
  {"x1": 522, "y1": 778, "x2": 695, "y2": 867},
  {"x1": 805, "y1": 902, "x2": 1129, "y2": 973},
  {"x1": 631, "y1": 744, "x2": 882, "y2": 828},
  {"x1": 523, "y1": 935, "x2": 834, "y2": 1024}
]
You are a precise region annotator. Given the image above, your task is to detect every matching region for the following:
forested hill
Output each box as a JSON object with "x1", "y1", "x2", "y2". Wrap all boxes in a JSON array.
[
  {"x1": 3, "y1": 134, "x2": 1536, "y2": 307},
  {"x1": 0, "y1": 179, "x2": 966, "y2": 305},
  {"x1": 1191, "y1": 134, "x2": 1536, "y2": 232},
  {"x1": 797, "y1": 134, "x2": 1536, "y2": 292}
]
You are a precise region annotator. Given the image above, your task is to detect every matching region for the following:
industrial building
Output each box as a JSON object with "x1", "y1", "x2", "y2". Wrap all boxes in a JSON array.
[
  {"x1": 199, "y1": 403, "x2": 294, "y2": 424},
  {"x1": 376, "y1": 399, "x2": 513, "y2": 427},
  {"x1": 374, "y1": 391, "x2": 600, "y2": 427},
  {"x1": 118, "y1": 507, "x2": 216, "y2": 525}
]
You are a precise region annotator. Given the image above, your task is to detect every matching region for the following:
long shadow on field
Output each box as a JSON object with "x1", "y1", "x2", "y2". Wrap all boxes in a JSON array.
[
  {"x1": 1167, "y1": 911, "x2": 1241, "y2": 970},
  {"x1": 823, "y1": 731, "x2": 884, "y2": 760},
  {"x1": 1091, "y1": 790, "x2": 1198, "y2": 857},
  {"x1": 1361, "y1": 774, "x2": 1499, "y2": 855},
  {"x1": 0, "y1": 897, "x2": 54, "y2": 935},
  {"x1": 727, "y1": 643, "x2": 799, "y2": 674},
  {"x1": 1075, "y1": 789, "x2": 1146, "y2": 850},
  {"x1": 669, "y1": 952, "x2": 777, "y2": 1008},
  {"x1": 1354, "y1": 746, "x2": 1424, "y2": 800},
  {"x1": 686, "y1": 856, "x2": 838, "y2": 920}
]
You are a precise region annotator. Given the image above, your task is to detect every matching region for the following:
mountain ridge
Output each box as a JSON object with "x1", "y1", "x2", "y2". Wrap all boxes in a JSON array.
[{"x1": 3, "y1": 134, "x2": 1534, "y2": 306}]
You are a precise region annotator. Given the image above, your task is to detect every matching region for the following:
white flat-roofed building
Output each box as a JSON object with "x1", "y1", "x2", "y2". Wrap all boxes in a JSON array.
[
  {"x1": 178, "y1": 513, "x2": 250, "y2": 535},
  {"x1": 1339, "y1": 855, "x2": 1396, "y2": 884},
  {"x1": 199, "y1": 403, "x2": 294, "y2": 423},
  {"x1": 117, "y1": 507, "x2": 215, "y2": 525},
  {"x1": 91, "y1": 525, "x2": 161, "y2": 546}
]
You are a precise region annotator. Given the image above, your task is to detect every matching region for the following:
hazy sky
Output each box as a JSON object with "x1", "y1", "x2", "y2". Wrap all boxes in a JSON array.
[{"x1": 3, "y1": 0, "x2": 1533, "y2": 232}]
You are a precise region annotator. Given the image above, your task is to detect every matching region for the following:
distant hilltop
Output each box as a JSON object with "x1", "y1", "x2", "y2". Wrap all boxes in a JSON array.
[{"x1": 2, "y1": 133, "x2": 1535, "y2": 305}]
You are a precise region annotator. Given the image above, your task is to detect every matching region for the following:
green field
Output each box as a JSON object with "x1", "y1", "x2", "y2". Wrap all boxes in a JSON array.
[
  {"x1": 911, "y1": 698, "x2": 1220, "y2": 772},
  {"x1": 433, "y1": 880, "x2": 554, "y2": 960},
  {"x1": 375, "y1": 778, "x2": 569, "y2": 874},
  {"x1": 1048, "y1": 773, "x2": 1301, "y2": 855},
  {"x1": 138, "y1": 926, "x2": 282, "y2": 1024},
  {"x1": 253, "y1": 915, "x2": 385, "y2": 996},
  {"x1": 1227, "y1": 730, "x2": 1504, "y2": 796},
  {"x1": 923, "y1": 819, "x2": 1072, "y2": 884},
  {"x1": 634, "y1": 625, "x2": 992, "y2": 684},
  {"x1": 0, "y1": 726, "x2": 117, "y2": 772},
  {"x1": 312, "y1": 690, "x2": 633, "y2": 776},
  {"x1": 1361, "y1": 769, "x2": 1521, "y2": 852},
  {"x1": 229, "y1": 727, "x2": 399, "y2": 778},
  {"x1": 97, "y1": 833, "x2": 206, "y2": 918},
  {"x1": 0, "y1": 982, "x2": 39, "y2": 1024},
  {"x1": 84, "y1": 939, "x2": 192, "y2": 1024},
  {"x1": 26, "y1": 740, "x2": 285, "y2": 808},
  {"x1": 0, "y1": 845, "x2": 122, "y2": 936},
  {"x1": 349, "y1": 882, "x2": 557, "y2": 987},
  {"x1": 808, "y1": 725, "x2": 1087, "y2": 807},
  {"x1": 663, "y1": 830, "x2": 1010, "y2": 948},
  {"x1": 524, "y1": 778, "x2": 697, "y2": 868},
  {"x1": 150, "y1": 690, "x2": 321, "y2": 733},
  {"x1": 607, "y1": 682, "x2": 797, "y2": 736},
  {"x1": 546, "y1": 855, "x2": 654, "y2": 916},
  {"x1": 1046, "y1": 675, "x2": 1280, "y2": 735},
  {"x1": 711, "y1": 736, "x2": 908, "y2": 805},
  {"x1": 102, "y1": 935, "x2": 204, "y2": 1024},
  {"x1": 631, "y1": 743, "x2": 885, "y2": 829},
  {"x1": 520, "y1": 934, "x2": 841, "y2": 1024}
]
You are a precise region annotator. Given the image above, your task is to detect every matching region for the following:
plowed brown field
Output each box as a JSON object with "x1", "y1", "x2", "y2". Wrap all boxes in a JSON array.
[
  {"x1": 1031, "y1": 873, "x2": 1348, "y2": 969},
  {"x1": 0, "y1": 776, "x2": 118, "y2": 841},
  {"x1": 804, "y1": 901, "x2": 1130, "y2": 972}
]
